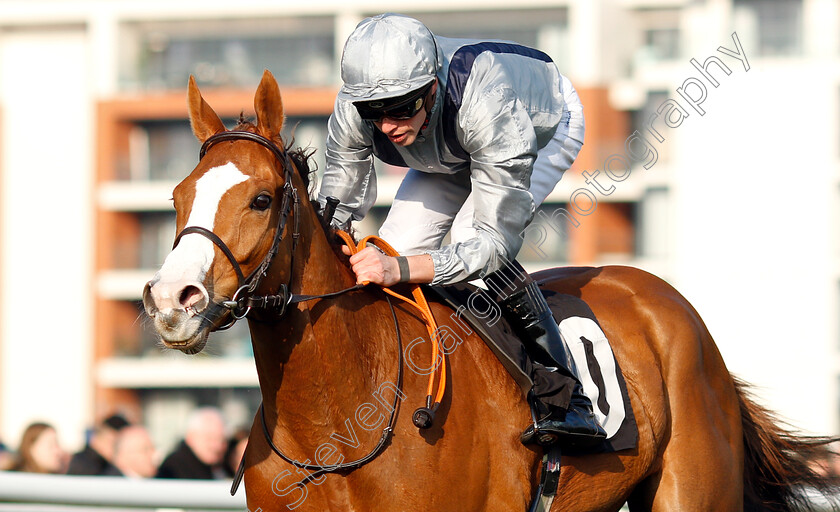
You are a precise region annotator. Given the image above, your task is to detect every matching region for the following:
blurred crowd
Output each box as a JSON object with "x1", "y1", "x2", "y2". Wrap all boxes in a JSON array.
[
  {"x1": 0, "y1": 407, "x2": 249, "y2": 480},
  {"x1": 810, "y1": 441, "x2": 840, "y2": 481}
]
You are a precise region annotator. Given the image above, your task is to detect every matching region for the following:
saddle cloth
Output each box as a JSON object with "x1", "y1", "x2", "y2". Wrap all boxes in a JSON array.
[{"x1": 428, "y1": 283, "x2": 638, "y2": 454}]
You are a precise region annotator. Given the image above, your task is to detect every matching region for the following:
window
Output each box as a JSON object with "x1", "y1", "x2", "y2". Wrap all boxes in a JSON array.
[
  {"x1": 120, "y1": 17, "x2": 335, "y2": 91},
  {"x1": 733, "y1": 0, "x2": 803, "y2": 57},
  {"x1": 631, "y1": 91, "x2": 672, "y2": 163},
  {"x1": 518, "y1": 202, "x2": 570, "y2": 265},
  {"x1": 644, "y1": 28, "x2": 680, "y2": 61},
  {"x1": 126, "y1": 116, "x2": 329, "y2": 183},
  {"x1": 631, "y1": 9, "x2": 681, "y2": 66},
  {"x1": 637, "y1": 187, "x2": 670, "y2": 259},
  {"x1": 411, "y1": 8, "x2": 567, "y2": 48},
  {"x1": 140, "y1": 120, "x2": 200, "y2": 181},
  {"x1": 137, "y1": 212, "x2": 176, "y2": 270}
]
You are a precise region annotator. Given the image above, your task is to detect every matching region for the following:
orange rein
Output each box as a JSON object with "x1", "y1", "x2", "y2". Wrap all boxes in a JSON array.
[{"x1": 335, "y1": 230, "x2": 446, "y2": 411}]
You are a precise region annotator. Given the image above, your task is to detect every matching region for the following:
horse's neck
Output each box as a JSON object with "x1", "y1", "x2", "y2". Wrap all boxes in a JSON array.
[{"x1": 249, "y1": 200, "x2": 384, "y2": 446}]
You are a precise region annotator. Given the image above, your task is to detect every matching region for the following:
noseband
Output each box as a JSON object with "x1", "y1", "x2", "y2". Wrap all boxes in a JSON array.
[{"x1": 172, "y1": 130, "x2": 300, "y2": 328}]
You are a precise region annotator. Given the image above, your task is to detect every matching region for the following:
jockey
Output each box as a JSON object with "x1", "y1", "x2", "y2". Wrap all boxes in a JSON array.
[{"x1": 318, "y1": 13, "x2": 606, "y2": 448}]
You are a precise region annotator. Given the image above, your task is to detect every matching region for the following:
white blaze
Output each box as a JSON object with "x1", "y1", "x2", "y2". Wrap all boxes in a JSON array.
[{"x1": 154, "y1": 163, "x2": 249, "y2": 291}]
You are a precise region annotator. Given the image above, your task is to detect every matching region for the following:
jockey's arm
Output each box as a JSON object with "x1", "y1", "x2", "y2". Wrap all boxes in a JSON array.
[
  {"x1": 341, "y1": 246, "x2": 435, "y2": 286},
  {"x1": 423, "y1": 85, "x2": 539, "y2": 285},
  {"x1": 318, "y1": 105, "x2": 378, "y2": 226}
]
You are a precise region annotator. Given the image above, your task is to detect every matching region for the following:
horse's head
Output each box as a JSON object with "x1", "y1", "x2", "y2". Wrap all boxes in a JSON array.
[{"x1": 142, "y1": 70, "x2": 298, "y2": 354}]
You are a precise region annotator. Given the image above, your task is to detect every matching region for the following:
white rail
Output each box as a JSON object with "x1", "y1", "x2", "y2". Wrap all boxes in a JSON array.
[
  {"x1": 0, "y1": 472, "x2": 246, "y2": 511},
  {"x1": 2, "y1": 472, "x2": 834, "y2": 512}
]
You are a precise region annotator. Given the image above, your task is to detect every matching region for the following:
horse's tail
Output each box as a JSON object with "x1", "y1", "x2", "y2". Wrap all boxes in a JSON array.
[{"x1": 735, "y1": 376, "x2": 840, "y2": 511}]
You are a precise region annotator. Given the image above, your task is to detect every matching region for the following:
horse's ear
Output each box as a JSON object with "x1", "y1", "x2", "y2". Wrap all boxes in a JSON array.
[
  {"x1": 254, "y1": 70, "x2": 285, "y2": 140},
  {"x1": 187, "y1": 75, "x2": 226, "y2": 143}
]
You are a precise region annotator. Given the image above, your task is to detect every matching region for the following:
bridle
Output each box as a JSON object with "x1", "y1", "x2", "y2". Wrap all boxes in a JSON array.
[
  {"x1": 171, "y1": 130, "x2": 402, "y2": 496},
  {"x1": 174, "y1": 130, "x2": 366, "y2": 327},
  {"x1": 172, "y1": 130, "x2": 301, "y2": 329}
]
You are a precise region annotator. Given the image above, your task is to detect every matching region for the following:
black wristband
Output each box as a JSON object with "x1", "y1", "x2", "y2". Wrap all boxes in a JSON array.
[{"x1": 395, "y1": 256, "x2": 410, "y2": 283}]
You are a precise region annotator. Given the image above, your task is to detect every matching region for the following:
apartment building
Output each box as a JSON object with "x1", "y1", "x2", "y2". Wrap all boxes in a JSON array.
[{"x1": 0, "y1": 0, "x2": 837, "y2": 452}]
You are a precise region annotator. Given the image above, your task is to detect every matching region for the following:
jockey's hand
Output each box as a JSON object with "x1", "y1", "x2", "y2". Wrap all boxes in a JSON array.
[{"x1": 342, "y1": 246, "x2": 401, "y2": 287}]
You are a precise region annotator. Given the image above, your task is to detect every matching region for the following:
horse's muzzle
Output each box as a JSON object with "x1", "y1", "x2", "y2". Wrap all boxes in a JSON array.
[{"x1": 142, "y1": 278, "x2": 212, "y2": 352}]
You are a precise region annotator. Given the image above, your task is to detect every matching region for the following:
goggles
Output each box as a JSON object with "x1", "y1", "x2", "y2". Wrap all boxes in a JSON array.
[{"x1": 354, "y1": 81, "x2": 434, "y2": 121}]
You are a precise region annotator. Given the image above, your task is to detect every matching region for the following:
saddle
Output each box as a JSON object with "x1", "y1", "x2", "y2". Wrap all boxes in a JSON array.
[
  {"x1": 427, "y1": 282, "x2": 638, "y2": 510},
  {"x1": 427, "y1": 282, "x2": 638, "y2": 454}
]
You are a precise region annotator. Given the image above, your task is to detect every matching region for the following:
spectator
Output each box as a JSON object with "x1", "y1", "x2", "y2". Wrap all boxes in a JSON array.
[
  {"x1": 9, "y1": 422, "x2": 66, "y2": 474},
  {"x1": 224, "y1": 427, "x2": 249, "y2": 478},
  {"x1": 104, "y1": 425, "x2": 157, "y2": 478},
  {"x1": 822, "y1": 440, "x2": 840, "y2": 480},
  {"x1": 67, "y1": 414, "x2": 129, "y2": 476},
  {"x1": 156, "y1": 407, "x2": 227, "y2": 479},
  {"x1": 0, "y1": 439, "x2": 14, "y2": 471}
]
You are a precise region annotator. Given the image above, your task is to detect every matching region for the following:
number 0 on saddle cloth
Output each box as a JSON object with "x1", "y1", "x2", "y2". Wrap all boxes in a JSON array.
[{"x1": 429, "y1": 284, "x2": 638, "y2": 454}]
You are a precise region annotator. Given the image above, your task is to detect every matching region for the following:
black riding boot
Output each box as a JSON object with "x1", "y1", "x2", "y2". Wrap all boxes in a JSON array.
[{"x1": 487, "y1": 264, "x2": 606, "y2": 449}]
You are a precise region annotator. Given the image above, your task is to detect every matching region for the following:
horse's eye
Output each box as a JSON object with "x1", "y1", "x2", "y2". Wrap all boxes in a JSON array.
[{"x1": 251, "y1": 194, "x2": 272, "y2": 211}]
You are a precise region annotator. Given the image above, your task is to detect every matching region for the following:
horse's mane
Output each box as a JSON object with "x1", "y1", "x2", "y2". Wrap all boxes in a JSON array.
[{"x1": 232, "y1": 116, "x2": 353, "y2": 253}]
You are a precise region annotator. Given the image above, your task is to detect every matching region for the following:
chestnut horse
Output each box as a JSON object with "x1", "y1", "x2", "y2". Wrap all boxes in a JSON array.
[{"x1": 143, "y1": 70, "x2": 837, "y2": 511}]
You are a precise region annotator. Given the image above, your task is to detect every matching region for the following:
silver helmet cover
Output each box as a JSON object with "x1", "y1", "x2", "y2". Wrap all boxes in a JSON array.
[{"x1": 338, "y1": 13, "x2": 439, "y2": 103}]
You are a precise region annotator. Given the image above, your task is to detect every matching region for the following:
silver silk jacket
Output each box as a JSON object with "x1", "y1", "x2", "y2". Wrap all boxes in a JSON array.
[{"x1": 318, "y1": 36, "x2": 585, "y2": 285}]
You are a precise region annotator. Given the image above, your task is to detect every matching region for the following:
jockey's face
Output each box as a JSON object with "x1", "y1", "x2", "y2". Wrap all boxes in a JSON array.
[{"x1": 374, "y1": 82, "x2": 436, "y2": 147}]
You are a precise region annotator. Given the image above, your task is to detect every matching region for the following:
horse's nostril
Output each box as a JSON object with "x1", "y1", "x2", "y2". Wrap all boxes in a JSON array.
[{"x1": 179, "y1": 285, "x2": 207, "y2": 311}]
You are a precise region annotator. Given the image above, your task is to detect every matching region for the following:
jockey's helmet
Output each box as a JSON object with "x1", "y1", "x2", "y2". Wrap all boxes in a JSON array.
[{"x1": 338, "y1": 13, "x2": 439, "y2": 111}]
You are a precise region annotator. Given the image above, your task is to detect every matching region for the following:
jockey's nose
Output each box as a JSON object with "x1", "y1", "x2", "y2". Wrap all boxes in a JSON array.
[
  {"x1": 142, "y1": 277, "x2": 210, "y2": 318},
  {"x1": 377, "y1": 118, "x2": 401, "y2": 133}
]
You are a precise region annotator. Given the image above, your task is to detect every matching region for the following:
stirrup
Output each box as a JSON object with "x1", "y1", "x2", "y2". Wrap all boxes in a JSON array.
[
  {"x1": 522, "y1": 391, "x2": 606, "y2": 448},
  {"x1": 521, "y1": 415, "x2": 606, "y2": 448},
  {"x1": 523, "y1": 391, "x2": 562, "y2": 447},
  {"x1": 526, "y1": 427, "x2": 561, "y2": 447}
]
